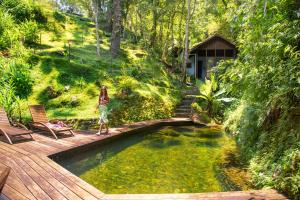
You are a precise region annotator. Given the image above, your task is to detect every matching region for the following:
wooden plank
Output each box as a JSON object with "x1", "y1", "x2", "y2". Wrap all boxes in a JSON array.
[
  {"x1": 10, "y1": 156, "x2": 68, "y2": 200},
  {"x1": 33, "y1": 133, "x2": 77, "y2": 147},
  {"x1": 0, "y1": 154, "x2": 52, "y2": 200},
  {"x1": 31, "y1": 134, "x2": 71, "y2": 151},
  {"x1": 14, "y1": 142, "x2": 52, "y2": 156},
  {"x1": 0, "y1": 142, "x2": 30, "y2": 156},
  {"x1": 37, "y1": 156, "x2": 105, "y2": 198},
  {"x1": 0, "y1": 166, "x2": 10, "y2": 194},
  {"x1": 0, "y1": 193, "x2": 10, "y2": 200},
  {"x1": 22, "y1": 156, "x2": 82, "y2": 200},
  {"x1": 29, "y1": 155, "x2": 99, "y2": 200},
  {"x1": 6, "y1": 170, "x2": 36, "y2": 200},
  {"x1": 2, "y1": 185, "x2": 30, "y2": 200},
  {"x1": 0, "y1": 144, "x2": 20, "y2": 156}
]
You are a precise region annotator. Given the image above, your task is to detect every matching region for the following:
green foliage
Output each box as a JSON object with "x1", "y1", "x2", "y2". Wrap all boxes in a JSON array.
[
  {"x1": 0, "y1": 61, "x2": 29, "y2": 121},
  {"x1": 1, "y1": 60, "x2": 33, "y2": 99},
  {"x1": 0, "y1": 8, "x2": 19, "y2": 49},
  {"x1": 109, "y1": 93, "x2": 175, "y2": 126},
  {"x1": 115, "y1": 75, "x2": 139, "y2": 95},
  {"x1": 53, "y1": 11, "x2": 66, "y2": 23},
  {"x1": 30, "y1": 3, "x2": 47, "y2": 23},
  {"x1": 0, "y1": 80, "x2": 17, "y2": 117},
  {"x1": 216, "y1": 0, "x2": 300, "y2": 198},
  {"x1": 0, "y1": 0, "x2": 47, "y2": 23},
  {"x1": 195, "y1": 75, "x2": 234, "y2": 121},
  {"x1": 20, "y1": 20, "x2": 39, "y2": 45},
  {"x1": 0, "y1": 0, "x2": 32, "y2": 22}
]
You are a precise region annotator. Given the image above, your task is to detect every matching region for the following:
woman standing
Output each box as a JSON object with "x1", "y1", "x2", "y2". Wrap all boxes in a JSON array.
[{"x1": 96, "y1": 86, "x2": 110, "y2": 135}]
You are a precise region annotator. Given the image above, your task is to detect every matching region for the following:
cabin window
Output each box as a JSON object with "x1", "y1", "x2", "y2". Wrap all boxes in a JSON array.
[
  {"x1": 225, "y1": 49, "x2": 234, "y2": 57},
  {"x1": 207, "y1": 50, "x2": 215, "y2": 57},
  {"x1": 216, "y1": 49, "x2": 224, "y2": 57},
  {"x1": 186, "y1": 63, "x2": 192, "y2": 68},
  {"x1": 198, "y1": 50, "x2": 206, "y2": 57}
]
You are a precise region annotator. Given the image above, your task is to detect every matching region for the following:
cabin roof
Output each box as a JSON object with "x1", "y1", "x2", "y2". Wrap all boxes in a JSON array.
[{"x1": 190, "y1": 34, "x2": 236, "y2": 53}]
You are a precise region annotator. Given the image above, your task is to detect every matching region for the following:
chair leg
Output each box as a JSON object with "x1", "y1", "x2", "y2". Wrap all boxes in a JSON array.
[
  {"x1": 46, "y1": 128, "x2": 58, "y2": 139},
  {"x1": 50, "y1": 130, "x2": 58, "y2": 139},
  {"x1": 0, "y1": 129, "x2": 13, "y2": 145},
  {"x1": 70, "y1": 130, "x2": 75, "y2": 136},
  {"x1": 28, "y1": 133, "x2": 34, "y2": 141}
]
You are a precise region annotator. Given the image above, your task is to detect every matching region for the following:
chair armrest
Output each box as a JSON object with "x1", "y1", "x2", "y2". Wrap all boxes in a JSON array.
[
  {"x1": 49, "y1": 119, "x2": 59, "y2": 123},
  {"x1": 31, "y1": 121, "x2": 48, "y2": 127},
  {"x1": 12, "y1": 122, "x2": 29, "y2": 130}
]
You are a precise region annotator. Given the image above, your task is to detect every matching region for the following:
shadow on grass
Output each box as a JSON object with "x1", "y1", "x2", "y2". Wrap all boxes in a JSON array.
[{"x1": 32, "y1": 43, "x2": 53, "y2": 50}]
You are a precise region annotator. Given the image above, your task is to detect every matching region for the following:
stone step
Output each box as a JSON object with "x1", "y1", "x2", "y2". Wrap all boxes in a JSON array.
[
  {"x1": 183, "y1": 95, "x2": 197, "y2": 99},
  {"x1": 183, "y1": 90, "x2": 199, "y2": 95},
  {"x1": 182, "y1": 99, "x2": 194, "y2": 103},
  {"x1": 175, "y1": 108, "x2": 191, "y2": 112},
  {"x1": 174, "y1": 113, "x2": 190, "y2": 117}
]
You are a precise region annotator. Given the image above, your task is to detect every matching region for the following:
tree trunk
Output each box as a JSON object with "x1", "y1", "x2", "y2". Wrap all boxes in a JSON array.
[
  {"x1": 92, "y1": 0, "x2": 101, "y2": 57},
  {"x1": 106, "y1": 0, "x2": 113, "y2": 33},
  {"x1": 182, "y1": 0, "x2": 192, "y2": 83},
  {"x1": 110, "y1": 0, "x2": 121, "y2": 58},
  {"x1": 171, "y1": 11, "x2": 176, "y2": 67},
  {"x1": 178, "y1": 0, "x2": 185, "y2": 69},
  {"x1": 150, "y1": 0, "x2": 158, "y2": 48}
]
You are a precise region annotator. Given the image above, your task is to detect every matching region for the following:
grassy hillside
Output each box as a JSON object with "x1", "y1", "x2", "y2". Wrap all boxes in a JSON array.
[{"x1": 0, "y1": 0, "x2": 182, "y2": 126}]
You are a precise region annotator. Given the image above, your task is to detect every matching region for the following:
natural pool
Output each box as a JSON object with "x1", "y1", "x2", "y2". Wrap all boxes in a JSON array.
[{"x1": 59, "y1": 125, "x2": 239, "y2": 194}]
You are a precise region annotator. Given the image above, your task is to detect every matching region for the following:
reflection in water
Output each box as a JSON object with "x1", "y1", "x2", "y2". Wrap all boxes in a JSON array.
[{"x1": 59, "y1": 126, "x2": 237, "y2": 194}]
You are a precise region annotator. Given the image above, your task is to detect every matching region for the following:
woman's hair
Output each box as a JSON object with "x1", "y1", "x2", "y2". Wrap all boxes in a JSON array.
[{"x1": 99, "y1": 86, "x2": 109, "y2": 101}]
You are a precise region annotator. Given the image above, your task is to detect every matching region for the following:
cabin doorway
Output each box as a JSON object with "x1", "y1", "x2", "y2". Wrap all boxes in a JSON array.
[{"x1": 197, "y1": 60, "x2": 203, "y2": 80}]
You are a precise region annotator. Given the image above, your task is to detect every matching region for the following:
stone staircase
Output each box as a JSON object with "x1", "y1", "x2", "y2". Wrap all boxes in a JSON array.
[{"x1": 174, "y1": 87, "x2": 199, "y2": 118}]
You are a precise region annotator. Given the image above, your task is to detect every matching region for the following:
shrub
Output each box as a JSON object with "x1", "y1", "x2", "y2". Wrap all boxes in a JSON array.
[
  {"x1": 20, "y1": 20, "x2": 39, "y2": 45},
  {"x1": 53, "y1": 11, "x2": 66, "y2": 23},
  {"x1": 31, "y1": 4, "x2": 47, "y2": 23},
  {"x1": 0, "y1": 8, "x2": 19, "y2": 50},
  {"x1": 45, "y1": 86, "x2": 62, "y2": 99},
  {"x1": 1, "y1": 0, "x2": 31, "y2": 22},
  {"x1": 31, "y1": 4, "x2": 48, "y2": 24},
  {"x1": 5, "y1": 61, "x2": 33, "y2": 99},
  {"x1": 109, "y1": 93, "x2": 174, "y2": 126},
  {"x1": 115, "y1": 75, "x2": 138, "y2": 96}
]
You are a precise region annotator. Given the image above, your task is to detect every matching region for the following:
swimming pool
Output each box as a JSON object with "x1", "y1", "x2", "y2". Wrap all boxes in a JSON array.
[{"x1": 58, "y1": 125, "x2": 240, "y2": 194}]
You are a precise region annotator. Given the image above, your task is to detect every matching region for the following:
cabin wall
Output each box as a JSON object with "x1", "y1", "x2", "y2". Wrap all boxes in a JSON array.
[{"x1": 202, "y1": 40, "x2": 234, "y2": 49}]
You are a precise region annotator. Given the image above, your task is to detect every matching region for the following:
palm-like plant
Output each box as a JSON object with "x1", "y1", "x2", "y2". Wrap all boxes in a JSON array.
[{"x1": 196, "y1": 74, "x2": 234, "y2": 120}]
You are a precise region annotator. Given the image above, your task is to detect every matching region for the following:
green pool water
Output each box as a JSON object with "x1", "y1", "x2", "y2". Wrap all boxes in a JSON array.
[{"x1": 59, "y1": 126, "x2": 237, "y2": 194}]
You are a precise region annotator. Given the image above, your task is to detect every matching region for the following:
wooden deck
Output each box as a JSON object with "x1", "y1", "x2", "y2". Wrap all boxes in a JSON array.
[{"x1": 0, "y1": 118, "x2": 287, "y2": 200}]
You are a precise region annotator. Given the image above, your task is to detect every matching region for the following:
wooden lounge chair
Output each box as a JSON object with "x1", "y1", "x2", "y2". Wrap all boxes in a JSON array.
[
  {"x1": 0, "y1": 166, "x2": 10, "y2": 194},
  {"x1": 0, "y1": 108, "x2": 33, "y2": 144},
  {"x1": 29, "y1": 105, "x2": 74, "y2": 139}
]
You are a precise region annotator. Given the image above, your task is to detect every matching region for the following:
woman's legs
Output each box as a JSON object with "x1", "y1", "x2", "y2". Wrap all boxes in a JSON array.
[
  {"x1": 104, "y1": 123, "x2": 109, "y2": 133},
  {"x1": 96, "y1": 123, "x2": 104, "y2": 135}
]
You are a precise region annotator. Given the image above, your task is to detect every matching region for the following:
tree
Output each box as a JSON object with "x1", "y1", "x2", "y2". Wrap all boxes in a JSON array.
[
  {"x1": 182, "y1": 0, "x2": 191, "y2": 83},
  {"x1": 91, "y1": 0, "x2": 101, "y2": 56},
  {"x1": 110, "y1": 0, "x2": 121, "y2": 57}
]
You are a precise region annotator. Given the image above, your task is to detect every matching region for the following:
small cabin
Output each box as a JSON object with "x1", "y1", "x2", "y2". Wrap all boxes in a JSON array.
[{"x1": 187, "y1": 35, "x2": 237, "y2": 80}]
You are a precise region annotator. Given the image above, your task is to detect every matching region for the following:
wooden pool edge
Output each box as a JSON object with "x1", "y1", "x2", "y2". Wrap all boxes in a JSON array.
[
  {"x1": 49, "y1": 118, "x2": 197, "y2": 161},
  {"x1": 0, "y1": 117, "x2": 288, "y2": 200}
]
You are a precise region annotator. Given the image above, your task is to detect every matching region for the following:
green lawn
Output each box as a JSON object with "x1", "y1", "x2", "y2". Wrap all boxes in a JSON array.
[{"x1": 21, "y1": 8, "x2": 182, "y2": 125}]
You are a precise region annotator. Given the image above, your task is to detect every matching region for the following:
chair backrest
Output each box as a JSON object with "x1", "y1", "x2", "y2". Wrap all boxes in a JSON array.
[
  {"x1": 29, "y1": 105, "x2": 49, "y2": 123},
  {"x1": 0, "y1": 108, "x2": 11, "y2": 126}
]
